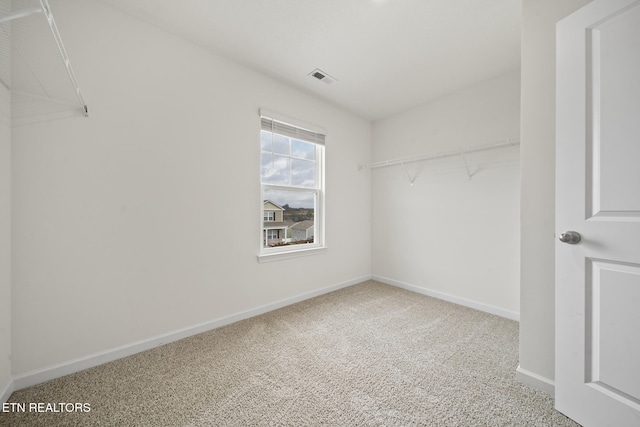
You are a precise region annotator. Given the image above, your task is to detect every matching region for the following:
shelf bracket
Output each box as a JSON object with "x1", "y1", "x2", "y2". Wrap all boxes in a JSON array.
[
  {"x1": 401, "y1": 162, "x2": 416, "y2": 186},
  {"x1": 40, "y1": 0, "x2": 88, "y2": 116},
  {"x1": 459, "y1": 147, "x2": 473, "y2": 180}
]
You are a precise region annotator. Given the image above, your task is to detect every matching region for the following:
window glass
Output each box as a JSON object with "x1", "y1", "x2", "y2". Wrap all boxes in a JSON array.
[{"x1": 260, "y1": 120, "x2": 323, "y2": 255}]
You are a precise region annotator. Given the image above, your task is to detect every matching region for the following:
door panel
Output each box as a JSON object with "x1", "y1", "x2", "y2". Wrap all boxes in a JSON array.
[
  {"x1": 556, "y1": 0, "x2": 640, "y2": 425},
  {"x1": 586, "y1": 259, "x2": 640, "y2": 402},
  {"x1": 590, "y1": 4, "x2": 640, "y2": 216}
]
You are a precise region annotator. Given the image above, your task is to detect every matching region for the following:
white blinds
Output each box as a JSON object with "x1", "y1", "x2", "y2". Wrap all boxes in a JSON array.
[{"x1": 259, "y1": 109, "x2": 326, "y2": 145}]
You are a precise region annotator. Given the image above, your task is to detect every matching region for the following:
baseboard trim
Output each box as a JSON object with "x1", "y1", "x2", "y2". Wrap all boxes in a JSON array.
[
  {"x1": 372, "y1": 275, "x2": 520, "y2": 321},
  {"x1": 13, "y1": 275, "x2": 371, "y2": 391},
  {"x1": 1, "y1": 377, "x2": 14, "y2": 404},
  {"x1": 516, "y1": 365, "x2": 555, "y2": 397}
]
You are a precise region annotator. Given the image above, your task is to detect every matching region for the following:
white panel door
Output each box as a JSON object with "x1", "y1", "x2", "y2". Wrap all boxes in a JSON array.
[{"x1": 556, "y1": 0, "x2": 640, "y2": 426}]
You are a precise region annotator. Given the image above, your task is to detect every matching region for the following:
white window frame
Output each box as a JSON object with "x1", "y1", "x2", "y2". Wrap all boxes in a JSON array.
[
  {"x1": 264, "y1": 211, "x2": 275, "y2": 222},
  {"x1": 258, "y1": 109, "x2": 326, "y2": 262}
]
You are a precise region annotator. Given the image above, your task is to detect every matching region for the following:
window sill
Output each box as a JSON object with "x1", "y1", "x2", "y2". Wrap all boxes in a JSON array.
[{"x1": 257, "y1": 246, "x2": 327, "y2": 263}]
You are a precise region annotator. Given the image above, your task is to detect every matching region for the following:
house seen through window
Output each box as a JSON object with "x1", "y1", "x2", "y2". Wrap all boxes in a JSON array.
[{"x1": 260, "y1": 112, "x2": 325, "y2": 254}]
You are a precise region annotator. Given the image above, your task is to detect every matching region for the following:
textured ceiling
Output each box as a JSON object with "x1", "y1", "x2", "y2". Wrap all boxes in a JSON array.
[{"x1": 98, "y1": 0, "x2": 521, "y2": 121}]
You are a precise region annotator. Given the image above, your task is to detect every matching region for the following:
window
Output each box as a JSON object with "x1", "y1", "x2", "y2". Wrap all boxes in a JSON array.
[{"x1": 259, "y1": 110, "x2": 325, "y2": 260}]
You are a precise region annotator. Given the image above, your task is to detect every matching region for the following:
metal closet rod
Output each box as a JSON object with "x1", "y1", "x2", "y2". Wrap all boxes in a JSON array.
[
  {"x1": 365, "y1": 139, "x2": 520, "y2": 170},
  {"x1": 0, "y1": 0, "x2": 88, "y2": 116}
]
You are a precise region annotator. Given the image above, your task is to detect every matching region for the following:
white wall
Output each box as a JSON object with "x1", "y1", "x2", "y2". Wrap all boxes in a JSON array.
[
  {"x1": 518, "y1": 0, "x2": 591, "y2": 394},
  {"x1": 0, "y1": 70, "x2": 11, "y2": 404},
  {"x1": 371, "y1": 70, "x2": 521, "y2": 318},
  {"x1": 11, "y1": 0, "x2": 371, "y2": 378},
  {"x1": 0, "y1": 0, "x2": 12, "y2": 401}
]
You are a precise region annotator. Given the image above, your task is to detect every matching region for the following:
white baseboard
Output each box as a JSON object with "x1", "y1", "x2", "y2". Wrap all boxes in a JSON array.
[
  {"x1": 13, "y1": 275, "x2": 372, "y2": 391},
  {"x1": 516, "y1": 365, "x2": 555, "y2": 397},
  {"x1": 1, "y1": 377, "x2": 14, "y2": 404},
  {"x1": 372, "y1": 275, "x2": 520, "y2": 321}
]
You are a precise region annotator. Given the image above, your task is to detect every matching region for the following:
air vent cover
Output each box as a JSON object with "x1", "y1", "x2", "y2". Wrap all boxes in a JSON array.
[{"x1": 309, "y1": 68, "x2": 337, "y2": 84}]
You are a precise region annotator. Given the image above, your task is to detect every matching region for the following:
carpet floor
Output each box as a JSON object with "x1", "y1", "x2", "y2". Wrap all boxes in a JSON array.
[{"x1": 1, "y1": 281, "x2": 580, "y2": 426}]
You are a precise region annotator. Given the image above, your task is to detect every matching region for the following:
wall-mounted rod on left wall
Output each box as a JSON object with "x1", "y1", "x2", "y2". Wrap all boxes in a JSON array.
[{"x1": 0, "y1": 1, "x2": 88, "y2": 117}]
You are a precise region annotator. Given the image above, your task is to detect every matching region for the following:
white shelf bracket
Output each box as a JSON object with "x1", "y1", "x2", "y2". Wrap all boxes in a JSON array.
[
  {"x1": 39, "y1": 0, "x2": 88, "y2": 116},
  {"x1": 400, "y1": 162, "x2": 416, "y2": 186},
  {"x1": 459, "y1": 147, "x2": 473, "y2": 180}
]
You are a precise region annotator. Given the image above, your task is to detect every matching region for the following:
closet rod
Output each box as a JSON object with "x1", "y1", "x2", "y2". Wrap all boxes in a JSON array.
[{"x1": 365, "y1": 139, "x2": 519, "y2": 170}]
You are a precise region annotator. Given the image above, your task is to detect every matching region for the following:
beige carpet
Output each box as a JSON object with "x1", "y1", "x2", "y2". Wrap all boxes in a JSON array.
[{"x1": 1, "y1": 281, "x2": 579, "y2": 426}]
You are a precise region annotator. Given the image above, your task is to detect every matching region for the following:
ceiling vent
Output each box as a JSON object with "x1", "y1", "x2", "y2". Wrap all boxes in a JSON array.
[{"x1": 309, "y1": 68, "x2": 337, "y2": 84}]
